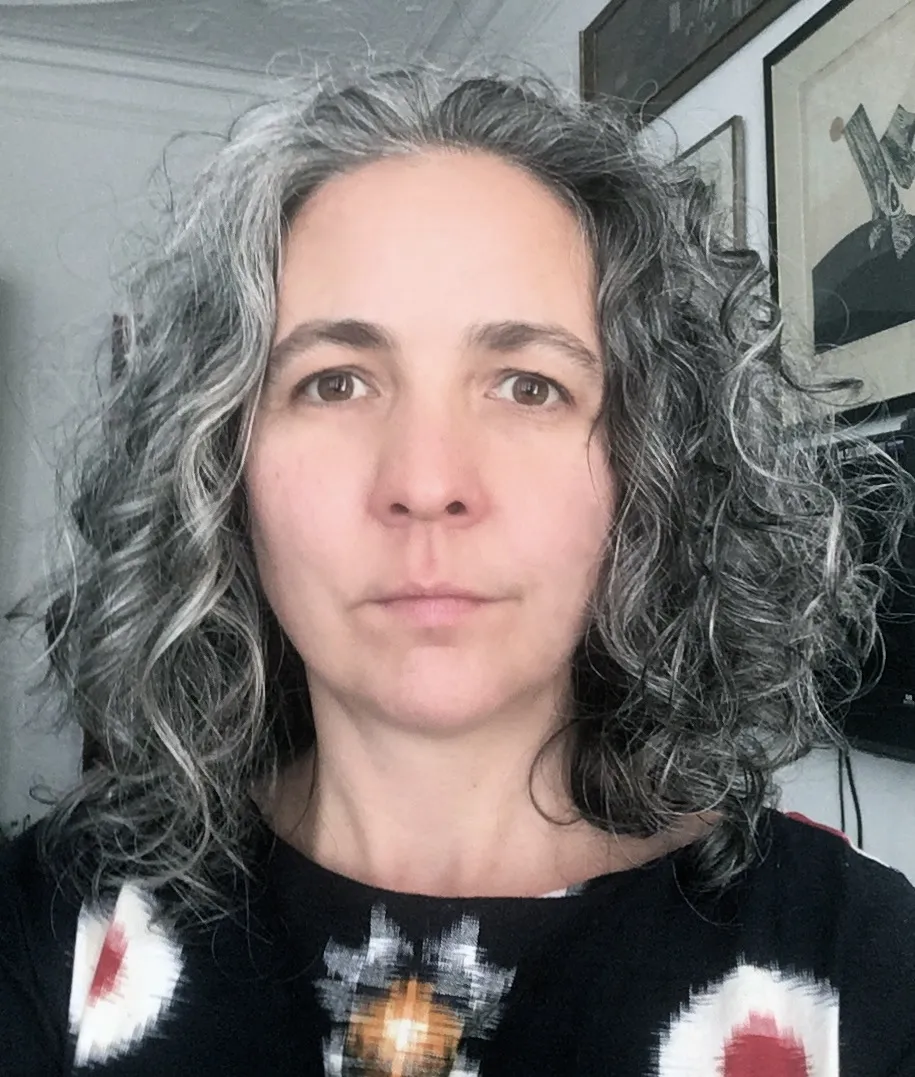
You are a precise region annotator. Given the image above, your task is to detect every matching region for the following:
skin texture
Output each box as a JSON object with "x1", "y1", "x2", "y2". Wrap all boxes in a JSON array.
[{"x1": 245, "y1": 149, "x2": 684, "y2": 896}]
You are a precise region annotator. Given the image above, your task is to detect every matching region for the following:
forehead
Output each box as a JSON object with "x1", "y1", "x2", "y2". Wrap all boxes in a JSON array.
[
  {"x1": 291, "y1": 147, "x2": 584, "y2": 236},
  {"x1": 275, "y1": 150, "x2": 596, "y2": 333},
  {"x1": 277, "y1": 149, "x2": 589, "y2": 301}
]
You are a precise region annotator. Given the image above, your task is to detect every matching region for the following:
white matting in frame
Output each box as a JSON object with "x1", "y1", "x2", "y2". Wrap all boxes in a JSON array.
[{"x1": 766, "y1": 0, "x2": 915, "y2": 415}]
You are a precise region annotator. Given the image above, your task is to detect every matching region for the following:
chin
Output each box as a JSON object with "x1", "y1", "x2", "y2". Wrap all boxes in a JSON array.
[{"x1": 365, "y1": 660, "x2": 552, "y2": 735}]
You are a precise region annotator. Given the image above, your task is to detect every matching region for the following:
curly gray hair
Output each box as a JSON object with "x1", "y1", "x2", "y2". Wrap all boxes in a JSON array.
[{"x1": 16, "y1": 65, "x2": 914, "y2": 926}]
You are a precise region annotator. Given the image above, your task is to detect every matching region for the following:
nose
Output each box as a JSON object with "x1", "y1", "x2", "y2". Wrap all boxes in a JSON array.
[{"x1": 367, "y1": 401, "x2": 487, "y2": 528}]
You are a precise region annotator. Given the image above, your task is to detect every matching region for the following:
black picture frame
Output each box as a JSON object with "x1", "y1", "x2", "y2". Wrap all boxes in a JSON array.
[
  {"x1": 764, "y1": 0, "x2": 915, "y2": 426},
  {"x1": 580, "y1": 0, "x2": 803, "y2": 119}
]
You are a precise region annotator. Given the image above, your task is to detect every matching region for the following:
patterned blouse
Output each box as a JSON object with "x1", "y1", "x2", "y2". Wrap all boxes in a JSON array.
[{"x1": 1, "y1": 809, "x2": 913, "y2": 1075}]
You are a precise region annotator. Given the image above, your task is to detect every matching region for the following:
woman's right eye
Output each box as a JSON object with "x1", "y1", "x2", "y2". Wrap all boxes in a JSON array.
[{"x1": 295, "y1": 370, "x2": 371, "y2": 404}]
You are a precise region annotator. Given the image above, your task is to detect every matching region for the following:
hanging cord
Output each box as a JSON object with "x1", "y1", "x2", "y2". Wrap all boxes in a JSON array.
[
  {"x1": 845, "y1": 750, "x2": 864, "y2": 848},
  {"x1": 832, "y1": 408, "x2": 911, "y2": 852},
  {"x1": 838, "y1": 747, "x2": 864, "y2": 847}
]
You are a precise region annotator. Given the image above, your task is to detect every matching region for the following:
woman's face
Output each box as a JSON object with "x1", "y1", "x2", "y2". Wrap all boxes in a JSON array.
[{"x1": 245, "y1": 149, "x2": 614, "y2": 735}]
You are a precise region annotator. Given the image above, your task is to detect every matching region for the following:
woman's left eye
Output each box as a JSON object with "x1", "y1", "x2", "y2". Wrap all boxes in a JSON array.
[{"x1": 495, "y1": 373, "x2": 569, "y2": 408}]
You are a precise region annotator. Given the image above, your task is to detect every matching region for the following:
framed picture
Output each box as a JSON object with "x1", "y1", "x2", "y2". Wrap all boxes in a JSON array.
[
  {"x1": 677, "y1": 117, "x2": 747, "y2": 247},
  {"x1": 765, "y1": 0, "x2": 915, "y2": 424},
  {"x1": 581, "y1": 0, "x2": 803, "y2": 118}
]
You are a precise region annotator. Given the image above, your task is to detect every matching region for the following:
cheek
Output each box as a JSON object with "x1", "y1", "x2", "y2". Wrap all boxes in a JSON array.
[
  {"x1": 245, "y1": 435, "x2": 373, "y2": 600},
  {"x1": 246, "y1": 443, "x2": 322, "y2": 566},
  {"x1": 556, "y1": 486, "x2": 611, "y2": 574},
  {"x1": 508, "y1": 454, "x2": 613, "y2": 587}
]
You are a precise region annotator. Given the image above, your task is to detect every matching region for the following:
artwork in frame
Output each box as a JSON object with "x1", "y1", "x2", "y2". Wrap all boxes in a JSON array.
[
  {"x1": 765, "y1": 0, "x2": 915, "y2": 424},
  {"x1": 581, "y1": 0, "x2": 803, "y2": 118},
  {"x1": 677, "y1": 117, "x2": 748, "y2": 247}
]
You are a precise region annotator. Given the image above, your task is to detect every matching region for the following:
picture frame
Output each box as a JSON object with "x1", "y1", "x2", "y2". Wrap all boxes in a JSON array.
[
  {"x1": 581, "y1": 0, "x2": 803, "y2": 119},
  {"x1": 677, "y1": 116, "x2": 748, "y2": 247},
  {"x1": 765, "y1": 0, "x2": 915, "y2": 425}
]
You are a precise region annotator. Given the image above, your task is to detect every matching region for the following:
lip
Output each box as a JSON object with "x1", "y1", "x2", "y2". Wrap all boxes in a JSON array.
[
  {"x1": 376, "y1": 594, "x2": 493, "y2": 628},
  {"x1": 375, "y1": 584, "x2": 491, "y2": 602}
]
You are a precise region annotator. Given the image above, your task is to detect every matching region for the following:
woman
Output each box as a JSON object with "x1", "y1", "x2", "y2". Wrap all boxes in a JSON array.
[{"x1": 2, "y1": 67, "x2": 914, "y2": 1076}]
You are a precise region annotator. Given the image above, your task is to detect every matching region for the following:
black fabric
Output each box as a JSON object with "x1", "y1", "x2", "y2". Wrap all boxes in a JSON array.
[{"x1": 1, "y1": 809, "x2": 913, "y2": 1075}]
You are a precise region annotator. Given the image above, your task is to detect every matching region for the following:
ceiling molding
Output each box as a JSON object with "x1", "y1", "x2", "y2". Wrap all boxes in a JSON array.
[
  {"x1": 0, "y1": 1, "x2": 567, "y2": 93},
  {"x1": 0, "y1": 32, "x2": 275, "y2": 96},
  {"x1": 0, "y1": 0, "x2": 564, "y2": 79},
  {"x1": 0, "y1": 1, "x2": 133, "y2": 6},
  {"x1": 0, "y1": 0, "x2": 462, "y2": 77},
  {"x1": 0, "y1": 34, "x2": 271, "y2": 131}
]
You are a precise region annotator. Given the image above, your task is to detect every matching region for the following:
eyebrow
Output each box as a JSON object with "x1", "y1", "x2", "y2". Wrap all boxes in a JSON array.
[{"x1": 265, "y1": 318, "x2": 602, "y2": 381}]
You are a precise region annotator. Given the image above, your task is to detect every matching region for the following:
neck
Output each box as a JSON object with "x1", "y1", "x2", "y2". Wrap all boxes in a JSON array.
[{"x1": 258, "y1": 707, "x2": 695, "y2": 897}]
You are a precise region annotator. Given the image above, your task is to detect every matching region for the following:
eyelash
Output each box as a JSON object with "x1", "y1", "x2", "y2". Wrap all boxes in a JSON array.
[{"x1": 292, "y1": 367, "x2": 573, "y2": 408}]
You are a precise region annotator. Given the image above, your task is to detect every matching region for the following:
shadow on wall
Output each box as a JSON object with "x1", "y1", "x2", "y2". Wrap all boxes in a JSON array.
[
  {"x1": 0, "y1": 272, "x2": 19, "y2": 589},
  {"x1": 0, "y1": 273, "x2": 71, "y2": 827},
  {"x1": 0, "y1": 271, "x2": 21, "y2": 813}
]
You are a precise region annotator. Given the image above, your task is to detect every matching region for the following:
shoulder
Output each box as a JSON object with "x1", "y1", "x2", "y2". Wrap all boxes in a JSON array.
[
  {"x1": 0, "y1": 818, "x2": 80, "y2": 955},
  {"x1": 0, "y1": 821, "x2": 80, "y2": 1070},
  {"x1": 0, "y1": 817, "x2": 72, "y2": 902},
  {"x1": 760, "y1": 810, "x2": 915, "y2": 1073},
  {"x1": 757, "y1": 809, "x2": 915, "y2": 941},
  {"x1": 762, "y1": 809, "x2": 915, "y2": 919}
]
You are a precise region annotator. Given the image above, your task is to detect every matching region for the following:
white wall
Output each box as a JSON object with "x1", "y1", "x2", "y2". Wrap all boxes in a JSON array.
[
  {"x1": 0, "y1": 37, "x2": 267, "y2": 829},
  {"x1": 521, "y1": 0, "x2": 915, "y2": 881}
]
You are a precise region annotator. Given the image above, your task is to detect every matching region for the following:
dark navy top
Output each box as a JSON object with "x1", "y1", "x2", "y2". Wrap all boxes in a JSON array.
[{"x1": 1, "y1": 809, "x2": 913, "y2": 1075}]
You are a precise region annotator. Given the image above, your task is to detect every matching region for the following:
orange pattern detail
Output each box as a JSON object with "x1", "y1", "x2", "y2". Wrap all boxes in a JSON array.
[{"x1": 345, "y1": 976, "x2": 465, "y2": 1076}]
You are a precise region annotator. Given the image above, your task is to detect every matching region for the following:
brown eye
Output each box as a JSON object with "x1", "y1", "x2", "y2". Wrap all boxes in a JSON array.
[
  {"x1": 497, "y1": 373, "x2": 565, "y2": 407},
  {"x1": 299, "y1": 370, "x2": 369, "y2": 404}
]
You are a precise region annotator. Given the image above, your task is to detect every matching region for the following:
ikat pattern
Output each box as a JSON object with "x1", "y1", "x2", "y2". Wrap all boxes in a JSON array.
[
  {"x1": 69, "y1": 883, "x2": 184, "y2": 1067},
  {"x1": 314, "y1": 903, "x2": 516, "y2": 1076},
  {"x1": 655, "y1": 963, "x2": 839, "y2": 1077}
]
